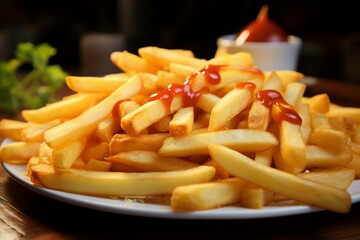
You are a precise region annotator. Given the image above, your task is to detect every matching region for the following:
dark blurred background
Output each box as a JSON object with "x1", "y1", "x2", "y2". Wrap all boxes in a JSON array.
[{"x1": 1, "y1": 0, "x2": 360, "y2": 84}]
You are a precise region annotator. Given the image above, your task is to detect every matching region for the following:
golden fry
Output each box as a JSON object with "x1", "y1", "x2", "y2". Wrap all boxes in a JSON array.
[
  {"x1": 108, "y1": 150, "x2": 198, "y2": 172},
  {"x1": 44, "y1": 75, "x2": 142, "y2": 149},
  {"x1": 209, "y1": 86, "x2": 254, "y2": 131},
  {"x1": 0, "y1": 119, "x2": 29, "y2": 141},
  {"x1": 66, "y1": 75, "x2": 129, "y2": 93},
  {"x1": 159, "y1": 129, "x2": 278, "y2": 157},
  {"x1": 121, "y1": 96, "x2": 183, "y2": 135},
  {"x1": 169, "y1": 107, "x2": 194, "y2": 136},
  {"x1": 0, "y1": 141, "x2": 40, "y2": 163},
  {"x1": 109, "y1": 133, "x2": 169, "y2": 155},
  {"x1": 22, "y1": 93, "x2": 106, "y2": 123},
  {"x1": 171, "y1": 178, "x2": 246, "y2": 211},
  {"x1": 52, "y1": 137, "x2": 87, "y2": 168},
  {"x1": 31, "y1": 164, "x2": 215, "y2": 197},
  {"x1": 209, "y1": 144, "x2": 351, "y2": 213},
  {"x1": 111, "y1": 51, "x2": 161, "y2": 74}
]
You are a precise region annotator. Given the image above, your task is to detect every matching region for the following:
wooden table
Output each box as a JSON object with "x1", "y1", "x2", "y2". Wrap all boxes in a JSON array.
[{"x1": 1, "y1": 77, "x2": 360, "y2": 240}]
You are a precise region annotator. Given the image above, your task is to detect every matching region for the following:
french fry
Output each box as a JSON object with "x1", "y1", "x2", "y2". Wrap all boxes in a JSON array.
[
  {"x1": 264, "y1": 71, "x2": 304, "y2": 86},
  {"x1": 21, "y1": 119, "x2": 61, "y2": 142},
  {"x1": 168, "y1": 63, "x2": 196, "y2": 78},
  {"x1": 37, "y1": 142, "x2": 53, "y2": 164},
  {"x1": 110, "y1": 51, "x2": 161, "y2": 74},
  {"x1": 352, "y1": 124, "x2": 360, "y2": 143},
  {"x1": 118, "y1": 100, "x2": 140, "y2": 119},
  {"x1": 69, "y1": 157, "x2": 86, "y2": 169},
  {"x1": 44, "y1": 75, "x2": 142, "y2": 149},
  {"x1": 66, "y1": 75, "x2": 130, "y2": 93},
  {"x1": 298, "y1": 103, "x2": 311, "y2": 143},
  {"x1": 195, "y1": 93, "x2": 220, "y2": 113},
  {"x1": 274, "y1": 121, "x2": 306, "y2": 174},
  {"x1": 328, "y1": 117, "x2": 355, "y2": 138},
  {"x1": 109, "y1": 133, "x2": 169, "y2": 155},
  {"x1": 351, "y1": 142, "x2": 360, "y2": 155},
  {"x1": 309, "y1": 108, "x2": 350, "y2": 151},
  {"x1": 305, "y1": 145, "x2": 353, "y2": 169},
  {"x1": 262, "y1": 71, "x2": 284, "y2": 91},
  {"x1": 298, "y1": 167, "x2": 355, "y2": 191},
  {"x1": 138, "y1": 46, "x2": 207, "y2": 69},
  {"x1": 203, "y1": 158, "x2": 230, "y2": 179},
  {"x1": 171, "y1": 178, "x2": 246, "y2": 211},
  {"x1": 254, "y1": 148, "x2": 274, "y2": 167},
  {"x1": 208, "y1": 51, "x2": 254, "y2": 67},
  {"x1": 248, "y1": 98, "x2": 271, "y2": 131},
  {"x1": 52, "y1": 137, "x2": 87, "y2": 168},
  {"x1": 107, "y1": 150, "x2": 198, "y2": 172},
  {"x1": 191, "y1": 68, "x2": 264, "y2": 93},
  {"x1": 121, "y1": 95, "x2": 183, "y2": 135},
  {"x1": 209, "y1": 144, "x2": 351, "y2": 213},
  {"x1": 326, "y1": 104, "x2": 360, "y2": 122},
  {"x1": 274, "y1": 167, "x2": 356, "y2": 202},
  {"x1": 95, "y1": 117, "x2": 121, "y2": 142},
  {"x1": 159, "y1": 129, "x2": 278, "y2": 157},
  {"x1": 193, "y1": 113, "x2": 210, "y2": 130},
  {"x1": 26, "y1": 156, "x2": 41, "y2": 176},
  {"x1": 270, "y1": 81, "x2": 306, "y2": 174},
  {"x1": 247, "y1": 72, "x2": 282, "y2": 131},
  {"x1": 284, "y1": 82, "x2": 306, "y2": 111},
  {"x1": 157, "y1": 71, "x2": 185, "y2": 89},
  {"x1": 241, "y1": 183, "x2": 273, "y2": 209},
  {"x1": 148, "y1": 115, "x2": 171, "y2": 134},
  {"x1": 169, "y1": 49, "x2": 195, "y2": 58},
  {"x1": 0, "y1": 141, "x2": 40, "y2": 163},
  {"x1": 248, "y1": 142, "x2": 277, "y2": 209},
  {"x1": 346, "y1": 153, "x2": 360, "y2": 178},
  {"x1": 169, "y1": 107, "x2": 194, "y2": 136},
  {"x1": 30, "y1": 164, "x2": 215, "y2": 196},
  {"x1": 84, "y1": 158, "x2": 112, "y2": 172},
  {"x1": 110, "y1": 162, "x2": 139, "y2": 172},
  {"x1": 136, "y1": 73, "x2": 159, "y2": 95},
  {"x1": 0, "y1": 119, "x2": 29, "y2": 141},
  {"x1": 214, "y1": 47, "x2": 228, "y2": 58},
  {"x1": 310, "y1": 111, "x2": 332, "y2": 129},
  {"x1": 22, "y1": 93, "x2": 106, "y2": 123},
  {"x1": 302, "y1": 94, "x2": 330, "y2": 113},
  {"x1": 209, "y1": 84, "x2": 254, "y2": 131},
  {"x1": 81, "y1": 141, "x2": 109, "y2": 162},
  {"x1": 309, "y1": 128, "x2": 348, "y2": 151}
]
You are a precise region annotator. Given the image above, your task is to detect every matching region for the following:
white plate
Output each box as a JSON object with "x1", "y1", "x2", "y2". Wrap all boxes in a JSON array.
[{"x1": 3, "y1": 161, "x2": 360, "y2": 220}]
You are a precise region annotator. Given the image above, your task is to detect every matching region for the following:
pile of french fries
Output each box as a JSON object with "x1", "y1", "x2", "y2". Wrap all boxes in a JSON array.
[{"x1": 1, "y1": 46, "x2": 360, "y2": 214}]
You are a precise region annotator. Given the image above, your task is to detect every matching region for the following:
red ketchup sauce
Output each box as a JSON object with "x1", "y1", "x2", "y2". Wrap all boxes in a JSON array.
[
  {"x1": 256, "y1": 89, "x2": 302, "y2": 125},
  {"x1": 236, "y1": 82, "x2": 256, "y2": 92},
  {"x1": 234, "y1": 5, "x2": 288, "y2": 44}
]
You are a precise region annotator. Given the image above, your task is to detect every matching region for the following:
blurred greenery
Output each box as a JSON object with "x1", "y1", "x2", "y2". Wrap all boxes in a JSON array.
[{"x1": 0, "y1": 42, "x2": 67, "y2": 116}]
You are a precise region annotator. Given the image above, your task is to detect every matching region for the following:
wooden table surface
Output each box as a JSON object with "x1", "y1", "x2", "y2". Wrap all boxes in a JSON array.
[{"x1": 1, "y1": 77, "x2": 360, "y2": 240}]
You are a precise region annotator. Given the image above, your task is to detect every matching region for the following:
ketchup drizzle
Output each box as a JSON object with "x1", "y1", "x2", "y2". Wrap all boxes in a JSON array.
[
  {"x1": 256, "y1": 89, "x2": 302, "y2": 125},
  {"x1": 236, "y1": 82, "x2": 256, "y2": 92},
  {"x1": 193, "y1": 64, "x2": 222, "y2": 84}
]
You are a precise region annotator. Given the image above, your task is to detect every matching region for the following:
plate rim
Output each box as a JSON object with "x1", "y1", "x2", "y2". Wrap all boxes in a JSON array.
[{"x1": 3, "y1": 161, "x2": 360, "y2": 220}]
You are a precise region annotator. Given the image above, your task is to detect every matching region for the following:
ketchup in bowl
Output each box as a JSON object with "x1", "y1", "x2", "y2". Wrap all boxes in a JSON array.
[{"x1": 234, "y1": 5, "x2": 288, "y2": 45}]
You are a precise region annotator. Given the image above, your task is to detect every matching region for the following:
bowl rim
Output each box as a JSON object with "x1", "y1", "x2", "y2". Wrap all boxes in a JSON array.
[{"x1": 217, "y1": 34, "x2": 302, "y2": 48}]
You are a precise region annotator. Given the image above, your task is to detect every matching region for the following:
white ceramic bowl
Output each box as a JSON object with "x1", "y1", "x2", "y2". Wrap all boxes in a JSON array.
[{"x1": 217, "y1": 34, "x2": 302, "y2": 71}]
